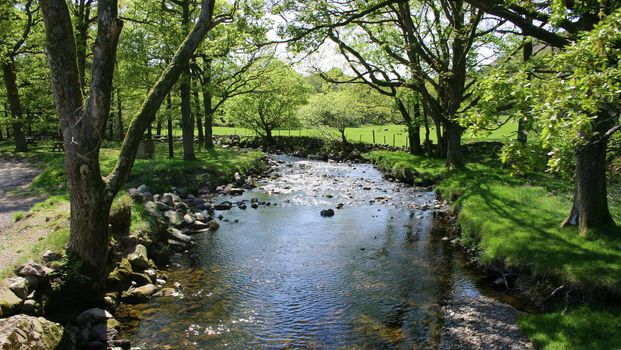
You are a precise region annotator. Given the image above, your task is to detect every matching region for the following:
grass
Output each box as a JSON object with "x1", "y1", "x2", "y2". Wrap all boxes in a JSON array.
[
  {"x1": 519, "y1": 306, "x2": 621, "y2": 350},
  {"x1": 365, "y1": 150, "x2": 621, "y2": 349},
  {"x1": 164, "y1": 121, "x2": 519, "y2": 148},
  {"x1": 0, "y1": 140, "x2": 265, "y2": 278}
]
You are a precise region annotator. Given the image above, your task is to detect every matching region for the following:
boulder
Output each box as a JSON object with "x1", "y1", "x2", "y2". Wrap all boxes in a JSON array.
[
  {"x1": 155, "y1": 201, "x2": 173, "y2": 212},
  {"x1": 90, "y1": 323, "x2": 118, "y2": 343},
  {"x1": 129, "y1": 273, "x2": 152, "y2": 287},
  {"x1": 127, "y1": 244, "x2": 150, "y2": 271},
  {"x1": 207, "y1": 221, "x2": 220, "y2": 232},
  {"x1": 168, "y1": 228, "x2": 192, "y2": 243},
  {"x1": 15, "y1": 262, "x2": 52, "y2": 278},
  {"x1": 164, "y1": 210, "x2": 183, "y2": 226},
  {"x1": 192, "y1": 221, "x2": 209, "y2": 230},
  {"x1": 160, "y1": 193, "x2": 174, "y2": 206},
  {"x1": 229, "y1": 188, "x2": 244, "y2": 196},
  {"x1": 40, "y1": 250, "x2": 62, "y2": 264},
  {"x1": 214, "y1": 202, "x2": 232, "y2": 210},
  {"x1": 195, "y1": 212, "x2": 208, "y2": 222},
  {"x1": 106, "y1": 259, "x2": 133, "y2": 290},
  {"x1": 183, "y1": 213, "x2": 195, "y2": 226},
  {"x1": 0, "y1": 315, "x2": 72, "y2": 349},
  {"x1": 320, "y1": 209, "x2": 335, "y2": 217},
  {"x1": 20, "y1": 299, "x2": 36, "y2": 314},
  {"x1": 137, "y1": 184, "x2": 150, "y2": 193},
  {"x1": 0, "y1": 287, "x2": 22, "y2": 316},
  {"x1": 76, "y1": 308, "x2": 113, "y2": 326},
  {"x1": 127, "y1": 188, "x2": 144, "y2": 202},
  {"x1": 5, "y1": 277, "x2": 29, "y2": 300},
  {"x1": 121, "y1": 284, "x2": 157, "y2": 304}
]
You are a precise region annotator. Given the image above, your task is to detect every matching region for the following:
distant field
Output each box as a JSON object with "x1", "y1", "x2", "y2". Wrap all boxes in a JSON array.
[{"x1": 165, "y1": 122, "x2": 519, "y2": 148}]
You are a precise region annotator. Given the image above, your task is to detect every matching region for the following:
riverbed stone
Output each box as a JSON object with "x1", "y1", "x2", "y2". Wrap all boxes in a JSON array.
[
  {"x1": 183, "y1": 213, "x2": 195, "y2": 225},
  {"x1": 164, "y1": 210, "x2": 183, "y2": 226},
  {"x1": 168, "y1": 227, "x2": 192, "y2": 243},
  {"x1": 76, "y1": 308, "x2": 113, "y2": 326},
  {"x1": 20, "y1": 299, "x2": 36, "y2": 314},
  {"x1": 107, "y1": 259, "x2": 133, "y2": 290},
  {"x1": 160, "y1": 193, "x2": 174, "y2": 206},
  {"x1": 121, "y1": 284, "x2": 157, "y2": 304},
  {"x1": 15, "y1": 262, "x2": 52, "y2": 278},
  {"x1": 214, "y1": 201, "x2": 232, "y2": 210},
  {"x1": 320, "y1": 209, "x2": 335, "y2": 217},
  {"x1": 0, "y1": 287, "x2": 22, "y2": 316},
  {"x1": 229, "y1": 188, "x2": 244, "y2": 196},
  {"x1": 155, "y1": 201, "x2": 173, "y2": 212},
  {"x1": 5, "y1": 277, "x2": 29, "y2": 300},
  {"x1": 0, "y1": 315, "x2": 73, "y2": 349},
  {"x1": 127, "y1": 244, "x2": 150, "y2": 271},
  {"x1": 41, "y1": 250, "x2": 62, "y2": 264},
  {"x1": 207, "y1": 220, "x2": 220, "y2": 232}
]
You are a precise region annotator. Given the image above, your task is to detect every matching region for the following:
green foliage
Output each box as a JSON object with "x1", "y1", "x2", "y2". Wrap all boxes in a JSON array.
[
  {"x1": 226, "y1": 59, "x2": 309, "y2": 138},
  {"x1": 519, "y1": 306, "x2": 621, "y2": 350}
]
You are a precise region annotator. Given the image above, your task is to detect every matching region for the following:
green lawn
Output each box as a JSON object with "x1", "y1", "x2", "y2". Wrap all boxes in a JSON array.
[
  {"x1": 365, "y1": 150, "x2": 621, "y2": 350},
  {"x1": 163, "y1": 121, "x2": 519, "y2": 148}
]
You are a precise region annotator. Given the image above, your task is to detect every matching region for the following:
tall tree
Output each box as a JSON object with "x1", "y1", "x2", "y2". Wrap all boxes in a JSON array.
[
  {"x1": 465, "y1": 0, "x2": 621, "y2": 234},
  {"x1": 41, "y1": 0, "x2": 218, "y2": 293},
  {"x1": 227, "y1": 59, "x2": 308, "y2": 144},
  {"x1": 0, "y1": 0, "x2": 39, "y2": 152}
]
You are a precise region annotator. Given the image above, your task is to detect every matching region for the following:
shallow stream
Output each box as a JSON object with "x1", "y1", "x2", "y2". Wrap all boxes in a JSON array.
[{"x1": 117, "y1": 155, "x2": 486, "y2": 349}]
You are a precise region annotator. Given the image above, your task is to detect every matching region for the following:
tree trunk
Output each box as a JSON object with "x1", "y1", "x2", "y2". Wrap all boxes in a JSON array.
[
  {"x1": 156, "y1": 120, "x2": 162, "y2": 136},
  {"x1": 0, "y1": 127, "x2": 3, "y2": 141},
  {"x1": 75, "y1": 0, "x2": 92, "y2": 92},
  {"x1": 562, "y1": 114, "x2": 615, "y2": 235},
  {"x1": 180, "y1": 70, "x2": 195, "y2": 160},
  {"x1": 265, "y1": 128, "x2": 273, "y2": 145},
  {"x1": 167, "y1": 94, "x2": 174, "y2": 158},
  {"x1": 445, "y1": 122, "x2": 465, "y2": 169},
  {"x1": 114, "y1": 88, "x2": 124, "y2": 141},
  {"x1": 423, "y1": 105, "x2": 432, "y2": 155},
  {"x1": 179, "y1": 3, "x2": 195, "y2": 160},
  {"x1": 517, "y1": 37, "x2": 532, "y2": 145},
  {"x1": 192, "y1": 77, "x2": 204, "y2": 146},
  {"x1": 108, "y1": 116, "x2": 114, "y2": 140},
  {"x1": 435, "y1": 120, "x2": 445, "y2": 157},
  {"x1": 42, "y1": 0, "x2": 217, "y2": 297},
  {"x1": 2, "y1": 61, "x2": 28, "y2": 152},
  {"x1": 396, "y1": 97, "x2": 422, "y2": 154},
  {"x1": 201, "y1": 58, "x2": 214, "y2": 149}
]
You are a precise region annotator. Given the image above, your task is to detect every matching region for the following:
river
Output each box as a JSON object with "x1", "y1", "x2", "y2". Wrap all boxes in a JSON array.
[{"x1": 117, "y1": 155, "x2": 485, "y2": 349}]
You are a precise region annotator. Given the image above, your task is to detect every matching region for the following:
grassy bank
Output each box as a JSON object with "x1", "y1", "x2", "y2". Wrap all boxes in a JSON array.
[
  {"x1": 365, "y1": 150, "x2": 621, "y2": 350},
  {"x1": 0, "y1": 142, "x2": 265, "y2": 277}
]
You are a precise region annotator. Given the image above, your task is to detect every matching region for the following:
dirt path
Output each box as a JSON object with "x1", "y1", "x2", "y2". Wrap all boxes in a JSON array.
[
  {"x1": 0, "y1": 158, "x2": 46, "y2": 233},
  {"x1": 439, "y1": 295, "x2": 533, "y2": 350}
]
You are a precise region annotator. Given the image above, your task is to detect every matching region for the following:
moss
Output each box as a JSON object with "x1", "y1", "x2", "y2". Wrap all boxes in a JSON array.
[
  {"x1": 106, "y1": 258, "x2": 133, "y2": 291},
  {"x1": 110, "y1": 194, "x2": 132, "y2": 237}
]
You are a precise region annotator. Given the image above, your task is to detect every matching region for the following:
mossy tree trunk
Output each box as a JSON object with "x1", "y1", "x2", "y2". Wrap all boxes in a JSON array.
[{"x1": 41, "y1": 0, "x2": 216, "y2": 293}]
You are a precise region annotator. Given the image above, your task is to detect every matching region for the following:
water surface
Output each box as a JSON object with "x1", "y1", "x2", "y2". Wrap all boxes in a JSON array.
[{"x1": 117, "y1": 156, "x2": 481, "y2": 349}]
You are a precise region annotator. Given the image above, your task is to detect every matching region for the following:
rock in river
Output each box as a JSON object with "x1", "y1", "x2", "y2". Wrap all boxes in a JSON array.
[
  {"x1": 0, "y1": 315, "x2": 72, "y2": 349},
  {"x1": 121, "y1": 284, "x2": 157, "y2": 304},
  {"x1": 320, "y1": 209, "x2": 335, "y2": 217}
]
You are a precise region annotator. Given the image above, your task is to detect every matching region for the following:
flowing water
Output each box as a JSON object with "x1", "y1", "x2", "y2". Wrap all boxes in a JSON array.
[{"x1": 117, "y1": 155, "x2": 484, "y2": 349}]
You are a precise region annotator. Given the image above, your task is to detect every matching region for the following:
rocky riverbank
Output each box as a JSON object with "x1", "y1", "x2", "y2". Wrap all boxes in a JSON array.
[{"x1": 0, "y1": 158, "x2": 268, "y2": 349}]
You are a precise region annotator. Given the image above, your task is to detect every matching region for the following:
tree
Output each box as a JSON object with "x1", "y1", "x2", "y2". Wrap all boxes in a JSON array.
[
  {"x1": 298, "y1": 90, "x2": 363, "y2": 145},
  {"x1": 1, "y1": 0, "x2": 40, "y2": 152},
  {"x1": 41, "y1": 0, "x2": 219, "y2": 293},
  {"x1": 193, "y1": 1, "x2": 271, "y2": 149},
  {"x1": 227, "y1": 59, "x2": 308, "y2": 144},
  {"x1": 465, "y1": 0, "x2": 621, "y2": 234}
]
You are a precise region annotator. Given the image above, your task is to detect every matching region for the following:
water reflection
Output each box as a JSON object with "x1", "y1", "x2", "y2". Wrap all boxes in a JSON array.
[{"x1": 117, "y1": 156, "x2": 481, "y2": 349}]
